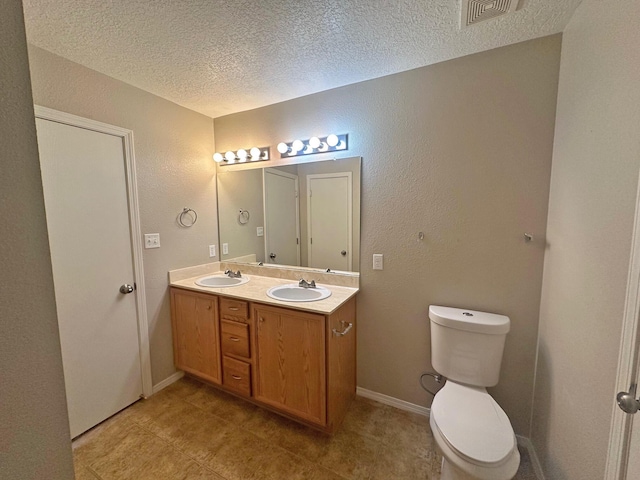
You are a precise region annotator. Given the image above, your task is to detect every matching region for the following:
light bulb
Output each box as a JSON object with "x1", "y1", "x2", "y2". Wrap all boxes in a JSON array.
[
  {"x1": 237, "y1": 149, "x2": 248, "y2": 160},
  {"x1": 336, "y1": 140, "x2": 346, "y2": 150},
  {"x1": 250, "y1": 147, "x2": 261, "y2": 160},
  {"x1": 303, "y1": 144, "x2": 314, "y2": 154},
  {"x1": 213, "y1": 152, "x2": 224, "y2": 162},
  {"x1": 225, "y1": 151, "x2": 236, "y2": 162},
  {"x1": 291, "y1": 139, "x2": 304, "y2": 153},
  {"x1": 277, "y1": 142, "x2": 289, "y2": 154},
  {"x1": 308, "y1": 137, "x2": 321, "y2": 149},
  {"x1": 326, "y1": 134, "x2": 339, "y2": 147},
  {"x1": 318, "y1": 142, "x2": 329, "y2": 152}
]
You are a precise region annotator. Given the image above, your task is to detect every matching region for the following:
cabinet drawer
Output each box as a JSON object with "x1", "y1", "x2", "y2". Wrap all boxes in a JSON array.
[
  {"x1": 220, "y1": 297, "x2": 249, "y2": 321},
  {"x1": 221, "y1": 319, "x2": 250, "y2": 358},
  {"x1": 222, "y1": 356, "x2": 251, "y2": 397}
]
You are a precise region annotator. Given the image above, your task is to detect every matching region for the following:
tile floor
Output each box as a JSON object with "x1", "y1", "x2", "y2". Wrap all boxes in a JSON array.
[{"x1": 73, "y1": 377, "x2": 536, "y2": 480}]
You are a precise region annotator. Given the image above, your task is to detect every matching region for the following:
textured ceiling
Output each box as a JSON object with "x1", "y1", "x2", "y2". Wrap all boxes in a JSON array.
[{"x1": 22, "y1": 0, "x2": 582, "y2": 118}]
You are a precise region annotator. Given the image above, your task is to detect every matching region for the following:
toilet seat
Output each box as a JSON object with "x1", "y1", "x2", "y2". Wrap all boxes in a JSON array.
[{"x1": 431, "y1": 381, "x2": 516, "y2": 467}]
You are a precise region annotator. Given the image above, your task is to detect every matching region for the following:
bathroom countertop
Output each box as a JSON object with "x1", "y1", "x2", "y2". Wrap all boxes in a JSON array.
[{"x1": 170, "y1": 272, "x2": 358, "y2": 315}]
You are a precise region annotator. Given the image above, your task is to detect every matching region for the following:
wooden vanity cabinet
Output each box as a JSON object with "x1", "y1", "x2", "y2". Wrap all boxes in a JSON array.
[
  {"x1": 170, "y1": 287, "x2": 356, "y2": 433},
  {"x1": 253, "y1": 296, "x2": 357, "y2": 431},
  {"x1": 253, "y1": 304, "x2": 327, "y2": 426},
  {"x1": 170, "y1": 288, "x2": 221, "y2": 385}
]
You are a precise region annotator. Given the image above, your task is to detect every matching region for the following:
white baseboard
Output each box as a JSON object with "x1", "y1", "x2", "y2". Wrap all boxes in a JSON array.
[
  {"x1": 152, "y1": 371, "x2": 184, "y2": 395},
  {"x1": 356, "y1": 387, "x2": 431, "y2": 417},
  {"x1": 516, "y1": 435, "x2": 546, "y2": 480}
]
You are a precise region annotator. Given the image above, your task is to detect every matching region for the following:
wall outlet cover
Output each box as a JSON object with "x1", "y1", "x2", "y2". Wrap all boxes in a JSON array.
[
  {"x1": 373, "y1": 254, "x2": 383, "y2": 270},
  {"x1": 209, "y1": 245, "x2": 216, "y2": 257},
  {"x1": 222, "y1": 243, "x2": 229, "y2": 255},
  {"x1": 257, "y1": 226, "x2": 264, "y2": 237}
]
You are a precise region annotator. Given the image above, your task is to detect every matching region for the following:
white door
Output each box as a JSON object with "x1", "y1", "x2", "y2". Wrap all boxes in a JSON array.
[
  {"x1": 307, "y1": 173, "x2": 352, "y2": 271},
  {"x1": 264, "y1": 169, "x2": 300, "y2": 266},
  {"x1": 36, "y1": 117, "x2": 143, "y2": 438}
]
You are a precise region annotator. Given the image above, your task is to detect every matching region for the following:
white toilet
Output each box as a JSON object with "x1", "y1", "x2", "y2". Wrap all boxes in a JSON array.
[{"x1": 428, "y1": 305, "x2": 520, "y2": 480}]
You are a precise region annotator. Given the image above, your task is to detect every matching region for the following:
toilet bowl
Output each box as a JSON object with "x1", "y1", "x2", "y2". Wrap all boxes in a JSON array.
[
  {"x1": 430, "y1": 381, "x2": 520, "y2": 480},
  {"x1": 428, "y1": 305, "x2": 520, "y2": 480}
]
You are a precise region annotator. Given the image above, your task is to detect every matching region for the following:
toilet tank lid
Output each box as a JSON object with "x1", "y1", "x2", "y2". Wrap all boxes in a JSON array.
[{"x1": 429, "y1": 305, "x2": 510, "y2": 334}]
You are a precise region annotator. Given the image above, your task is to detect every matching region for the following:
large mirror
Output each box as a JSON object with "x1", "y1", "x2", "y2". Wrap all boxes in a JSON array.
[{"x1": 217, "y1": 156, "x2": 361, "y2": 273}]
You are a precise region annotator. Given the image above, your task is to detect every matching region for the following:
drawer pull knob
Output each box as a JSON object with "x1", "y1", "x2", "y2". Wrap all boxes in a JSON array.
[
  {"x1": 231, "y1": 374, "x2": 242, "y2": 380},
  {"x1": 229, "y1": 336, "x2": 240, "y2": 342},
  {"x1": 332, "y1": 321, "x2": 353, "y2": 337}
]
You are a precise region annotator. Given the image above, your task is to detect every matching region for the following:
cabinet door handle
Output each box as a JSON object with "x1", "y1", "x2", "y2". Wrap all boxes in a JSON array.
[
  {"x1": 229, "y1": 307, "x2": 239, "y2": 311},
  {"x1": 229, "y1": 336, "x2": 240, "y2": 342},
  {"x1": 231, "y1": 374, "x2": 242, "y2": 380},
  {"x1": 332, "y1": 321, "x2": 353, "y2": 337}
]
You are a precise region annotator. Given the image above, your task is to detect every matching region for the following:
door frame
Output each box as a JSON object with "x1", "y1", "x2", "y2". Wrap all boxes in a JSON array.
[
  {"x1": 306, "y1": 172, "x2": 353, "y2": 271},
  {"x1": 262, "y1": 169, "x2": 301, "y2": 265},
  {"x1": 605, "y1": 168, "x2": 640, "y2": 479},
  {"x1": 34, "y1": 105, "x2": 153, "y2": 399}
]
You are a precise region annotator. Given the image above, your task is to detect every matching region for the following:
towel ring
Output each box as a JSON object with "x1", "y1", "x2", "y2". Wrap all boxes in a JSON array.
[
  {"x1": 238, "y1": 209, "x2": 250, "y2": 225},
  {"x1": 178, "y1": 207, "x2": 197, "y2": 227}
]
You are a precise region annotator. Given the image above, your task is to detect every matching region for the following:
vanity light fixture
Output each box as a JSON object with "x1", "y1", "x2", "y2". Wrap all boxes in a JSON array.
[
  {"x1": 213, "y1": 146, "x2": 270, "y2": 165},
  {"x1": 277, "y1": 133, "x2": 348, "y2": 158}
]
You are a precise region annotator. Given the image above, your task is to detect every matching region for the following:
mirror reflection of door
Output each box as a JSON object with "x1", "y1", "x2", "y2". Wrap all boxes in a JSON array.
[
  {"x1": 263, "y1": 169, "x2": 300, "y2": 265},
  {"x1": 307, "y1": 172, "x2": 352, "y2": 271}
]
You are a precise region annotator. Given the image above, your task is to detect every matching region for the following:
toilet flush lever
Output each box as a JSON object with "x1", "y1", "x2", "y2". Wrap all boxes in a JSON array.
[{"x1": 617, "y1": 383, "x2": 640, "y2": 414}]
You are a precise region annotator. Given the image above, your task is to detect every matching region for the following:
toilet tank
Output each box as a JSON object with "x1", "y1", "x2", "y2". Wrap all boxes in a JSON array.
[{"x1": 429, "y1": 305, "x2": 510, "y2": 387}]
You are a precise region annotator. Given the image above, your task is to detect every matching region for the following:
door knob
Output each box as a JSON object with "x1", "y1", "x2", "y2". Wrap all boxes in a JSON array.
[
  {"x1": 341, "y1": 250, "x2": 347, "y2": 256},
  {"x1": 616, "y1": 384, "x2": 640, "y2": 414},
  {"x1": 119, "y1": 284, "x2": 134, "y2": 294},
  {"x1": 269, "y1": 252, "x2": 276, "y2": 259}
]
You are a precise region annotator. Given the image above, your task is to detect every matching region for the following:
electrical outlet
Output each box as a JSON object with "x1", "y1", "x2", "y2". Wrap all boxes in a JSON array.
[
  {"x1": 257, "y1": 227, "x2": 264, "y2": 237},
  {"x1": 222, "y1": 243, "x2": 229, "y2": 255},
  {"x1": 373, "y1": 254, "x2": 383, "y2": 270},
  {"x1": 144, "y1": 233, "x2": 160, "y2": 249},
  {"x1": 209, "y1": 245, "x2": 216, "y2": 257}
]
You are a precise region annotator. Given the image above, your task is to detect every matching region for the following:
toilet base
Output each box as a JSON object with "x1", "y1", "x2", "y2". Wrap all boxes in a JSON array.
[
  {"x1": 441, "y1": 457, "x2": 478, "y2": 480},
  {"x1": 431, "y1": 415, "x2": 520, "y2": 480}
]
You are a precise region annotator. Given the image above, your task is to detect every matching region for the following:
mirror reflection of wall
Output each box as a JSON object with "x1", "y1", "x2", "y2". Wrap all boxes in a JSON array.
[{"x1": 217, "y1": 156, "x2": 361, "y2": 272}]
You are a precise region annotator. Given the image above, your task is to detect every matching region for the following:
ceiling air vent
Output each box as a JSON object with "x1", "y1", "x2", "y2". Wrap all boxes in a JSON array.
[{"x1": 461, "y1": 0, "x2": 518, "y2": 27}]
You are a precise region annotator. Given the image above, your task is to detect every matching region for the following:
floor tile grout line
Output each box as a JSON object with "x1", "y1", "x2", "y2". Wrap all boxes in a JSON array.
[
  {"x1": 126, "y1": 381, "x2": 437, "y2": 480},
  {"x1": 138, "y1": 391, "x2": 357, "y2": 480}
]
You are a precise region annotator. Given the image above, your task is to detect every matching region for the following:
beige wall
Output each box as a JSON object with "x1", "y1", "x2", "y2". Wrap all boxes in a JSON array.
[
  {"x1": 532, "y1": 0, "x2": 640, "y2": 477},
  {"x1": 27, "y1": 46, "x2": 217, "y2": 385},
  {"x1": 0, "y1": 2, "x2": 74, "y2": 478},
  {"x1": 215, "y1": 35, "x2": 562, "y2": 434}
]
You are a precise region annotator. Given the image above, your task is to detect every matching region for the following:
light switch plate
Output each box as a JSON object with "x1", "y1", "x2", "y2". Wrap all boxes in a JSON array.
[
  {"x1": 144, "y1": 233, "x2": 160, "y2": 249},
  {"x1": 222, "y1": 243, "x2": 229, "y2": 255},
  {"x1": 373, "y1": 254, "x2": 383, "y2": 270},
  {"x1": 209, "y1": 245, "x2": 216, "y2": 257},
  {"x1": 257, "y1": 227, "x2": 264, "y2": 237}
]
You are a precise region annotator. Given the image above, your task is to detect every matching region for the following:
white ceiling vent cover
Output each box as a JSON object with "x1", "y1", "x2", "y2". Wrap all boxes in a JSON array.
[{"x1": 461, "y1": 0, "x2": 518, "y2": 27}]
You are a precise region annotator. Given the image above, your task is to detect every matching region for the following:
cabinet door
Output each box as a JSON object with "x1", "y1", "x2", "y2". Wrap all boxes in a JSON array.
[
  {"x1": 254, "y1": 304, "x2": 326, "y2": 425},
  {"x1": 171, "y1": 288, "x2": 221, "y2": 384}
]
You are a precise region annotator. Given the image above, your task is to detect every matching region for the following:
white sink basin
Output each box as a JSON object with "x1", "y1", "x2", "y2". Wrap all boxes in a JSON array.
[
  {"x1": 267, "y1": 284, "x2": 332, "y2": 302},
  {"x1": 195, "y1": 274, "x2": 249, "y2": 288}
]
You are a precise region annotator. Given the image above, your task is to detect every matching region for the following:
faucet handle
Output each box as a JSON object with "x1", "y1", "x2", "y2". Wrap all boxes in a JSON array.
[
  {"x1": 235, "y1": 270, "x2": 242, "y2": 278},
  {"x1": 310, "y1": 280, "x2": 316, "y2": 288}
]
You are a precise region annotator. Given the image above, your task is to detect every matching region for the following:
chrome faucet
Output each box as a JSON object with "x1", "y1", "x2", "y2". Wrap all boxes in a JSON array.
[
  {"x1": 298, "y1": 279, "x2": 316, "y2": 289},
  {"x1": 224, "y1": 269, "x2": 242, "y2": 278}
]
